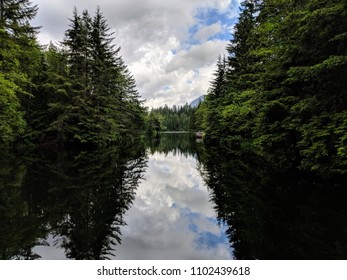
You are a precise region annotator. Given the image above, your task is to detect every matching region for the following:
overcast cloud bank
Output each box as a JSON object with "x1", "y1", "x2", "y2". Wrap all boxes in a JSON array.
[{"x1": 32, "y1": 0, "x2": 241, "y2": 108}]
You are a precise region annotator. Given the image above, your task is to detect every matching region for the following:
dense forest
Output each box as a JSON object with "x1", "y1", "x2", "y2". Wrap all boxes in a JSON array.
[
  {"x1": 196, "y1": 0, "x2": 347, "y2": 176},
  {"x1": 1, "y1": 0, "x2": 346, "y2": 173},
  {"x1": 1, "y1": 0, "x2": 347, "y2": 261},
  {"x1": 0, "y1": 1, "x2": 145, "y2": 149},
  {"x1": 146, "y1": 104, "x2": 196, "y2": 135}
]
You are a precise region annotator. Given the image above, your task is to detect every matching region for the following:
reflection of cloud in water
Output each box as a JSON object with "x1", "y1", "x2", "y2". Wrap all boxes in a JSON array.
[
  {"x1": 33, "y1": 235, "x2": 66, "y2": 260},
  {"x1": 114, "y1": 151, "x2": 232, "y2": 259}
]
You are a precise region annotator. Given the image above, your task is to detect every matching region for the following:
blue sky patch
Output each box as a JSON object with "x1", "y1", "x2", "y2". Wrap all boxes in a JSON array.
[
  {"x1": 175, "y1": 204, "x2": 229, "y2": 251},
  {"x1": 195, "y1": 231, "x2": 229, "y2": 250},
  {"x1": 195, "y1": 8, "x2": 224, "y2": 26},
  {"x1": 186, "y1": 6, "x2": 238, "y2": 47}
]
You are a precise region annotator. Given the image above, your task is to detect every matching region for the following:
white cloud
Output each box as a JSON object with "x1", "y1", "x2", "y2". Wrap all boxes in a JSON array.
[
  {"x1": 167, "y1": 40, "x2": 227, "y2": 72},
  {"x1": 113, "y1": 152, "x2": 232, "y2": 259},
  {"x1": 32, "y1": 0, "x2": 240, "y2": 108},
  {"x1": 31, "y1": 151, "x2": 233, "y2": 260},
  {"x1": 210, "y1": 0, "x2": 234, "y2": 13},
  {"x1": 193, "y1": 22, "x2": 223, "y2": 42}
]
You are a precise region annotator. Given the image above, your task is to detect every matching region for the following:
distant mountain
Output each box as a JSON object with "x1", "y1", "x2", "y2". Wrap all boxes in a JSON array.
[{"x1": 189, "y1": 95, "x2": 205, "y2": 108}]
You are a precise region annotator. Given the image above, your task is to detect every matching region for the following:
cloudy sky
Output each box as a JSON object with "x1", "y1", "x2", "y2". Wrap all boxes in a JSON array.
[
  {"x1": 32, "y1": 0, "x2": 241, "y2": 108},
  {"x1": 33, "y1": 150, "x2": 233, "y2": 259},
  {"x1": 114, "y1": 151, "x2": 232, "y2": 259}
]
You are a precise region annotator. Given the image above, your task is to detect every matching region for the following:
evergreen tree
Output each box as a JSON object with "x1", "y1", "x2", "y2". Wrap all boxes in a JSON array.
[
  {"x1": 47, "y1": 7, "x2": 145, "y2": 146},
  {"x1": 0, "y1": 0, "x2": 40, "y2": 145},
  {"x1": 202, "y1": 55, "x2": 227, "y2": 143},
  {"x1": 63, "y1": 8, "x2": 91, "y2": 90},
  {"x1": 148, "y1": 104, "x2": 196, "y2": 133},
  {"x1": 226, "y1": 0, "x2": 261, "y2": 90},
  {"x1": 201, "y1": 0, "x2": 347, "y2": 174},
  {"x1": 0, "y1": 4, "x2": 145, "y2": 147},
  {"x1": 28, "y1": 43, "x2": 70, "y2": 143},
  {"x1": 0, "y1": 74, "x2": 25, "y2": 144},
  {"x1": 209, "y1": 55, "x2": 228, "y2": 99}
]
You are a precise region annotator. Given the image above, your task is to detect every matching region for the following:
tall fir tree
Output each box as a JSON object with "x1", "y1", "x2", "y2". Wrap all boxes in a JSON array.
[
  {"x1": 0, "y1": 0, "x2": 40, "y2": 146},
  {"x1": 226, "y1": 0, "x2": 261, "y2": 90},
  {"x1": 199, "y1": 0, "x2": 347, "y2": 174},
  {"x1": 46, "y1": 7, "x2": 145, "y2": 146}
]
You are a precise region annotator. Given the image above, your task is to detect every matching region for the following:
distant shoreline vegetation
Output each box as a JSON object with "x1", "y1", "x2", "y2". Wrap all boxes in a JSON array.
[{"x1": 145, "y1": 104, "x2": 198, "y2": 136}]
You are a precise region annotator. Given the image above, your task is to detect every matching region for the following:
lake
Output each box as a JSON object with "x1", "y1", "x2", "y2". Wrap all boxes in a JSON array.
[{"x1": 1, "y1": 133, "x2": 347, "y2": 259}]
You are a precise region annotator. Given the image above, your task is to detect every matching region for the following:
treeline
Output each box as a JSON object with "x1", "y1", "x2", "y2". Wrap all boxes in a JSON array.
[
  {"x1": 146, "y1": 104, "x2": 196, "y2": 135},
  {"x1": 196, "y1": 0, "x2": 347, "y2": 175},
  {"x1": 0, "y1": 1, "x2": 145, "y2": 148}
]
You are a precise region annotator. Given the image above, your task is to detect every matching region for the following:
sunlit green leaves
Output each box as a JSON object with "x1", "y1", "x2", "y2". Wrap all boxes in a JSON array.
[
  {"x1": 200, "y1": 0, "x2": 347, "y2": 175},
  {"x1": 0, "y1": 74, "x2": 25, "y2": 145}
]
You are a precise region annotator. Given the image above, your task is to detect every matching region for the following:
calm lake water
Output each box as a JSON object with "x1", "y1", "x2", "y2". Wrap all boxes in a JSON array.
[{"x1": 1, "y1": 133, "x2": 347, "y2": 259}]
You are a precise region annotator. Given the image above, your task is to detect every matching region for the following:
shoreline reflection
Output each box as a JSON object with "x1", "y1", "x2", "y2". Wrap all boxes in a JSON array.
[
  {"x1": 114, "y1": 149, "x2": 232, "y2": 259},
  {"x1": 197, "y1": 146, "x2": 347, "y2": 260}
]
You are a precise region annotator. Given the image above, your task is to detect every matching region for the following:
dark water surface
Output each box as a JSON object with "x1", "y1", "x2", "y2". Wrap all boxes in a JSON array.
[{"x1": 1, "y1": 133, "x2": 347, "y2": 259}]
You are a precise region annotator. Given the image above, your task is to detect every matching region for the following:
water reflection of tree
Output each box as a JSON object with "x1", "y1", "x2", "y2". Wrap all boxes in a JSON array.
[
  {"x1": 0, "y1": 150, "x2": 48, "y2": 260},
  {"x1": 197, "y1": 146, "x2": 347, "y2": 259},
  {"x1": 147, "y1": 133, "x2": 197, "y2": 157},
  {"x1": 0, "y1": 144, "x2": 147, "y2": 259}
]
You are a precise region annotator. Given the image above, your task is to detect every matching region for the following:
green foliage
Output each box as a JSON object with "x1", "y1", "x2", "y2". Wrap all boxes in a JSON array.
[
  {"x1": 147, "y1": 104, "x2": 196, "y2": 133},
  {"x1": 145, "y1": 111, "x2": 164, "y2": 136},
  {"x1": 45, "y1": 8, "x2": 145, "y2": 146},
  {"x1": 0, "y1": 74, "x2": 25, "y2": 145},
  {"x1": 192, "y1": 101, "x2": 208, "y2": 131},
  {"x1": 200, "y1": 0, "x2": 347, "y2": 175},
  {"x1": 0, "y1": 3, "x2": 145, "y2": 148},
  {"x1": 0, "y1": 0, "x2": 41, "y2": 145}
]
